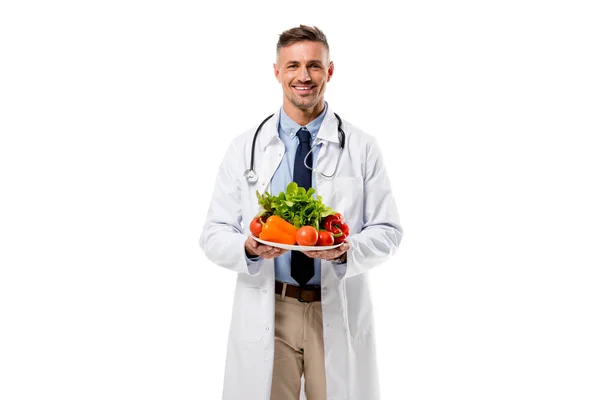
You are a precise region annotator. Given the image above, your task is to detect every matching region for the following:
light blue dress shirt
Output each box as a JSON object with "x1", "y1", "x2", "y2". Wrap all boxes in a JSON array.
[{"x1": 270, "y1": 103, "x2": 327, "y2": 285}]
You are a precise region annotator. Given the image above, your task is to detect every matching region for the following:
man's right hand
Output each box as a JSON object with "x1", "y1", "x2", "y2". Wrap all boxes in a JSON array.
[{"x1": 245, "y1": 236, "x2": 288, "y2": 259}]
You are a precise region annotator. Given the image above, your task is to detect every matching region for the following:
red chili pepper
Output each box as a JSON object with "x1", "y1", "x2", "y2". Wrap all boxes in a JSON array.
[{"x1": 322, "y1": 213, "x2": 350, "y2": 244}]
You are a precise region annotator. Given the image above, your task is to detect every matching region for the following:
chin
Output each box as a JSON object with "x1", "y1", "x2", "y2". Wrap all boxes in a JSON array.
[{"x1": 293, "y1": 98, "x2": 318, "y2": 110}]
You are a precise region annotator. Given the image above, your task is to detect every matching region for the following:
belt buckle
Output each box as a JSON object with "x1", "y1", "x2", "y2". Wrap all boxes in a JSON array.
[
  {"x1": 296, "y1": 286, "x2": 319, "y2": 303},
  {"x1": 296, "y1": 287, "x2": 310, "y2": 303}
]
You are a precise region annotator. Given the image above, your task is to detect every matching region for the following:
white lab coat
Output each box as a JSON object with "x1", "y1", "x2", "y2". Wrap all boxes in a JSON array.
[{"x1": 199, "y1": 106, "x2": 403, "y2": 400}]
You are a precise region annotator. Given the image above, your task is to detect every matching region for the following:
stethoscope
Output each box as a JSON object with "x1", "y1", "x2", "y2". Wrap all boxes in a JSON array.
[{"x1": 243, "y1": 113, "x2": 346, "y2": 183}]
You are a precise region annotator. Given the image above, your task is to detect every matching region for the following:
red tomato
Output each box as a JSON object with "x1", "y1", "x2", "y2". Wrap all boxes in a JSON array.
[
  {"x1": 316, "y1": 230, "x2": 334, "y2": 246},
  {"x1": 296, "y1": 226, "x2": 318, "y2": 246},
  {"x1": 249, "y1": 217, "x2": 265, "y2": 237}
]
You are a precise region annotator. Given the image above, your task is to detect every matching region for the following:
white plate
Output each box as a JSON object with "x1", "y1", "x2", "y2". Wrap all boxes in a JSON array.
[{"x1": 251, "y1": 235, "x2": 342, "y2": 251}]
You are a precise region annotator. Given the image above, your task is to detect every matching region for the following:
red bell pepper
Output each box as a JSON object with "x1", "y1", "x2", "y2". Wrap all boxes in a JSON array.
[{"x1": 322, "y1": 213, "x2": 350, "y2": 244}]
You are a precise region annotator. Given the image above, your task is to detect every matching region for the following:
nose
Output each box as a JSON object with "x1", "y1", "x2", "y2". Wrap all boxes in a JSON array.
[{"x1": 298, "y1": 65, "x2": 311, "y2": 82}]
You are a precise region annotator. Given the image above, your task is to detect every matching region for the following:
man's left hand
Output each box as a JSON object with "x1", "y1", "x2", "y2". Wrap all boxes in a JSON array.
[{"x1": 302, "y1": 242, "x2": 350, "y2": 262}]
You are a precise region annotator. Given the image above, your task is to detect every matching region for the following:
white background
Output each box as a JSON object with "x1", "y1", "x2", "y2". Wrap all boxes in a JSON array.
[{"x1": 1, "y1": 0, "x2": 599, "y2": 399}]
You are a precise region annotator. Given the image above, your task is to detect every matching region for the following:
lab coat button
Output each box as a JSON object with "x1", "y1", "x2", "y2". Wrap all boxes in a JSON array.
[
  {"x1": 262, "y1": 289, "x2": 267, "y2": 293},
  {"x1": 326, "y1": 323, "x2": 330, "y2": 328},
  {"x1": 265, "y1": 327, "x2": 270, "y2": 331},
  {"x1": 323, "y1": 286, "x2": 327, "y2": 291}
]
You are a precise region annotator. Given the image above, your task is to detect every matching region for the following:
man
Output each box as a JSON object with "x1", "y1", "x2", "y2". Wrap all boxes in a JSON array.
[{"x1": 200, "y1": 25, "x2": 402, "y2": 400}]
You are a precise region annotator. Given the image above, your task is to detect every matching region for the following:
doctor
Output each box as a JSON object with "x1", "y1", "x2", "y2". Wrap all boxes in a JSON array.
[{"x1": 200, "y1": 25, "x2": 403, "y2": 400}]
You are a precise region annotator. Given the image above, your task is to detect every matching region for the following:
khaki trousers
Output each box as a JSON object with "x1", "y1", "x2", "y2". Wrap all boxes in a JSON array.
[{"x1": 270, "y1": 287, "x2": 327, "y2": 400}]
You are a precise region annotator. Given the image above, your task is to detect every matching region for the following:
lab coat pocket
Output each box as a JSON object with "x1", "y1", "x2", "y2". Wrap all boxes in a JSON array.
[
  {"x1": 330, "y1": 177, "x2": 363, "y2": 225},
  {"x1": 231, "y1": 287, "x2": 264, "y2": 343}
]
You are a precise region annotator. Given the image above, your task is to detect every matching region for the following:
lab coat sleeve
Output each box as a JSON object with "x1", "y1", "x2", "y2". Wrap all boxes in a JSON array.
[
  {"x1": 335, "y1": 137, "x2": 403, "y2": 279},
  {"x1": 199, "y1": 139, "x2": 263, "y2": 275}
]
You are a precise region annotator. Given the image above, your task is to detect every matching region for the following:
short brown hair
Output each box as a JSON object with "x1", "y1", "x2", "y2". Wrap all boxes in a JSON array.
[{"x1": 276, "y1": 25, "x2": 329, "y2": 56}]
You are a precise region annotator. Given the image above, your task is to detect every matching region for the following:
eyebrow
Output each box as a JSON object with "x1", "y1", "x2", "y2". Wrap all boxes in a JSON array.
[{"x1": 285, "y1": 60, "x2": 325, "y2": 66}]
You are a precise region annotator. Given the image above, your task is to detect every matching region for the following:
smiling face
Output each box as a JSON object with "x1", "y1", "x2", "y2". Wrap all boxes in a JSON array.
[{"x1": 274, "y1": 41, "x2": 334, "y2": 121}]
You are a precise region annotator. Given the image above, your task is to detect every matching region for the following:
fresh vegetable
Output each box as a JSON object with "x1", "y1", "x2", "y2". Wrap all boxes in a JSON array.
[
  {"x1": 322, "y1": 213, "x2": 350, "y2": 244},
  {"x1": 259, "y1": 215, "x2": 297, "y2": 245},
  {"x1": 316, "y1": 230, "x2": 334, "y2": 246},
  {"x1": 256, "y1": 182, "x2": 336, "y2": 230},
  {"x1": 249, "y1": 216, "x2": 265, "y2": 237},
  {"x1": 296, "y1": 226, "x2": 318, "y2": 246}
]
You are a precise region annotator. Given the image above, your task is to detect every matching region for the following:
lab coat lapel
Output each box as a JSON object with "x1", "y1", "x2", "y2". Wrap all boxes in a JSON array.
[
  {"x1": 254, "y1": 110, "x2": 284, "y2": 195},
  {"x1": 314, "y1": 109, "x2": 340, "y2": 203},
  {"x1": 317, "y1": 107, "x2": 341, "y2": 144}
]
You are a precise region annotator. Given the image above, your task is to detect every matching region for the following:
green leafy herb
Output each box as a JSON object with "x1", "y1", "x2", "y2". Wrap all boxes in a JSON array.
[{"x1": 256, "y1": 182, "x2": 336, "y2": 229}]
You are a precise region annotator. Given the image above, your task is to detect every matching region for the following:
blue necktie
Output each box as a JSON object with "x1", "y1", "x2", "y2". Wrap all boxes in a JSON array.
[{"x1": 291, "y1": 128, "x2": 314, "y2": 286}]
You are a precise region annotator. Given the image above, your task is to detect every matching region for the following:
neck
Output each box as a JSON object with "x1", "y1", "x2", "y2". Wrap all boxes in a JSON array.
[{"x1": 282, "y1": 101, "x2": 325, "y2": 126}]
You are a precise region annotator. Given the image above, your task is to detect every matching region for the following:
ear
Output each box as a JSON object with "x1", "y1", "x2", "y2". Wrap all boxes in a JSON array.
[
  {"x1": 327, "y1": 61, "x2": 334, "y2": 82},
  {"x1": 273, "y1": 63, "x2": 281, "y2": 82}
]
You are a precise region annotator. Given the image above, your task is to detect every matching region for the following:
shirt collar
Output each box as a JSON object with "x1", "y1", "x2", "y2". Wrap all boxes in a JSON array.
[{"x1": 278, "y1": 102, "x2": 329, "y2": 141}]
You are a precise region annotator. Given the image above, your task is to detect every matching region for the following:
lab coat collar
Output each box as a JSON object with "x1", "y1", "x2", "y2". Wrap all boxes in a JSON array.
[
  {"x1": 258, "y1": 111, "x2": 281, "y2": 151},
  {"x1": 317, "y1": 107, "x2": 341, "y2": 145},
  {"x1": 259, "y1": 105, "x2": 340, "y2": 151}
]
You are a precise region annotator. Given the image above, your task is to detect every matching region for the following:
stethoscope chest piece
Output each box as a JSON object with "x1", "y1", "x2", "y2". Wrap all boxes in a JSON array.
[{"x1": 243, "y1": 169, "x2": 258, "y2": 183}]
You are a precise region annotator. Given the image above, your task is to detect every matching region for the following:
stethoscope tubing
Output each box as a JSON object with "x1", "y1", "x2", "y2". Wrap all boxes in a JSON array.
[{"x1": 245, "y1": 112, "x2": 345, "y2": 182}]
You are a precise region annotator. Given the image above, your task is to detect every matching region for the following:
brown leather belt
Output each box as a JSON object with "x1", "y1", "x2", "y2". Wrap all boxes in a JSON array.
[{"x1": 275, "y1": 281, "x2": 321, "y2": 303}]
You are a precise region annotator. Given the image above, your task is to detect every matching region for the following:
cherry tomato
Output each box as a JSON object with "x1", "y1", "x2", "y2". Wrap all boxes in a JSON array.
[
  {"x1": 296, "y1": 226, "x2": 318, "y2": 246},
  {"x1": 316, "y1": 230, "x2": 334, "y2": 246},
  {"x1": 249, "y1": 217, "x2": 265, "y2": 237}
]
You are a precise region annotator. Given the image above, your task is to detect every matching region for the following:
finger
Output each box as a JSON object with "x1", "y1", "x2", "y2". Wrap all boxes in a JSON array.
[
  {"x1": 247, "y1": 236, "x2": 259, "y2": 249},
  {"x1": 257, "y1": 245, "x2": 273, "y2": 253},
  {"x1": 270, "y1": 248, "x2": 284, "y2": 256},
  {"x1": 308, "y1": 251, "x2": 332, "y2": 259},
  {"x1": 264, "y1": 250, "x2": 282, "y2": 259},
  {"x1": 320, "y1": 250, "x2": 341, "y2": 261},
  {"x1": 266, "y1": 246, "x2": 285, "y2": 257}
]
